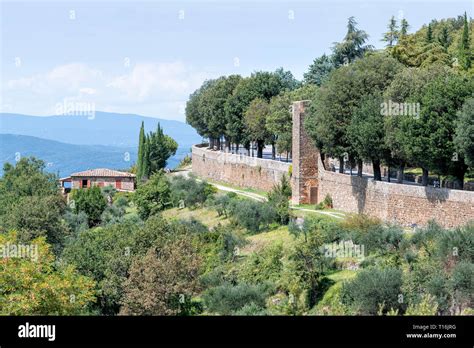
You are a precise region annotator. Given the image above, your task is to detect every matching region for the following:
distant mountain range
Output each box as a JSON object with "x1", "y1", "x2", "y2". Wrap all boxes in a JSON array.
[
  {"x1": 0, "y1": 112, "x2": 201, "y2": 147},
  {"x1": 0, "y1": 112, "x2": 202, "y2": 176}
]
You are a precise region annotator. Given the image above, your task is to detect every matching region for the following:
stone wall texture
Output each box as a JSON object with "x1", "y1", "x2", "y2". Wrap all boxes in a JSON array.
[
  {"x1": 192, "y1": 144, "x2": 291, "y2": 192},
  {"x1": 318, "y1": 158, "x2": 474, "y2": 228},
  {"x1": 291, "y1": 100, "x2": 319, "y2": 205}
]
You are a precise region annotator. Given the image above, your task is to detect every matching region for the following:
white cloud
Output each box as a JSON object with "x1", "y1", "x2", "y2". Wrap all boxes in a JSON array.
[
  {"x1": 3, "y1": 61, "x2": 212, "y2": 120},
  {"x1": 107, "y1": 62, "x2": 208, "y2": 102}
]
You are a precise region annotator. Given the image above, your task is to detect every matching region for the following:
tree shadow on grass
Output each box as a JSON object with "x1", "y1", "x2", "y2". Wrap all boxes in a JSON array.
[{"x1": 313, "y1": 276, "x2": 336, "y2": 306}]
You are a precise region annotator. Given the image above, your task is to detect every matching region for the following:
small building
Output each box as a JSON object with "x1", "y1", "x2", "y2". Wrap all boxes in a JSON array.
[{"x1": 59, "y1": 168, "x2": 136, "y2": 193}]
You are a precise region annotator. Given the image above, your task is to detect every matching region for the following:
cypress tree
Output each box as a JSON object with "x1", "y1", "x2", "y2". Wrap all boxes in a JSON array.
[
  {"x1": 459, "y1": 12, "x2": 471, "y2": 70},
  {"x1": 137, "y1": 121, "x2": 146, "y2": 181},
  {"x1": 438, "y1": 26, "x2": 450, "y2": 49},
  {"x1": 142, "y1": 134, "x2": 150, "y2": 180},
  {"x1": 426, "y1": 23, "x2": 433, "y2": 43}
]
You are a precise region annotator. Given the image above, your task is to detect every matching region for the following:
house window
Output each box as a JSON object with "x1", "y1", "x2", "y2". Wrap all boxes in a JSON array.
[{"x1": 82, "y1": 179, "x2": 88, "y2": 188}]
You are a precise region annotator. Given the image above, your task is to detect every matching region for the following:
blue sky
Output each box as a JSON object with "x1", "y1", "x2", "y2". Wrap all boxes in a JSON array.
[{"x1": 1, "y1": 0, "x2": 472, "y2": 121}]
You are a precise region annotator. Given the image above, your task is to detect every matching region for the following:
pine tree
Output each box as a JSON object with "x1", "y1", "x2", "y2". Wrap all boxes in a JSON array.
[
  {"x1": 400, "y1": 19, "x2": 409, "y2": 38},
  {"x1": 426, "y1": 23, "x2": 433, "y2": 43},
  {"x1": 382, "y1": 16, "x2": 399, "y2": 47},
  {"x1": 332, "y1": 16, "x2": 373, "y2": 66},
  {"x1": 438, "y1": 26, "x2": 450, "y2": 49},
  {"x1": 137, "y1": 121, "x2": 146, "y2": 181},
  {"x1": 459, "y1": 12, "x2": 471, "y2": 70}
]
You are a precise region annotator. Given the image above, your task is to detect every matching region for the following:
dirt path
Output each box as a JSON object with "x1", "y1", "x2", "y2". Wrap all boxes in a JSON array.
[{"x1": 172, "y1": 168, "x2": 346, "y2": 220}]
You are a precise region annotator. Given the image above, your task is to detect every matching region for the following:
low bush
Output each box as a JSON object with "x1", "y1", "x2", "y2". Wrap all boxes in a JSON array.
[
  {"x1": 170, "y1": 175, "x2": 216, "y2": 209},
  {"x1": 315, "y1": 194, "x2": 333, "y2": 210},
  {"x1": 238, "y1": 244, "x2": 284, "y2": 284},
  {"x1": 341, "y1": 267, "x2": 403, "y2": 315},
  {"x1": 228, "y1": 199, "x2": 277, "y2": 234},
  {"x1": 357, "y1": 225, "x2": 404, "y2": 255},
  {"x1": 212, "y1": 192, "x2": 236, "y2": 217},
  {"x1": 134, "y1": 171, "x2": 171, "y2": 219},
  {"x1": 202, "y1": 282, "x2": 273, "y2": 315},
  {"x1": 70, "y1": 186, "x2": 108, "y2": 227},
  {"x1": 267, "y1": 175, "x2": 292, "y2": 224},
  {"x1": 177, "y1": 155, "x2": 192, "y2": 169}
]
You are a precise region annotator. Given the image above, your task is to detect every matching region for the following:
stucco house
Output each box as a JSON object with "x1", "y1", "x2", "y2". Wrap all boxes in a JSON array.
[{"x1": 59, "y1": 168, "x2": 136, "y2": 193}]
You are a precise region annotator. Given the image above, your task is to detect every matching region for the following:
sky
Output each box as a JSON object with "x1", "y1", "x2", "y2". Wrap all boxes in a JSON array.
[{"x1": 1, "y1": 0, "x2": 472, "y2": 121}]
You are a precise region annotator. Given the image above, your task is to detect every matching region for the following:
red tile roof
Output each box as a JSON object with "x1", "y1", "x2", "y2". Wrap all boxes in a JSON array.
[{"x1": 70, "y1": 168, "x2": 136, "y2": 178}]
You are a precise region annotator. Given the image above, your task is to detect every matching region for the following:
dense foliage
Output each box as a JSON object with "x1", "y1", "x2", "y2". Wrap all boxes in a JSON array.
[{"x1": 136, "y1": 122, "x2": 178, "y2": 181}]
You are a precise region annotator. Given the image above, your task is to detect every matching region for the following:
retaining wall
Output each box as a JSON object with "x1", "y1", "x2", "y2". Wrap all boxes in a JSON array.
[
  {"x1": 192, "y1": 145, "x2": 291, "y2": 192},
  {"x1": 318, "y1": 157, "x2": 474, "y2": 228}
]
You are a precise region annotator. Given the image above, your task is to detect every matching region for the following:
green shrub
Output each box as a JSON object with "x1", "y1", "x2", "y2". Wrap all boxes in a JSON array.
[
  {"x1": 177, "y1": 155, "x2": 192, "y2": 169},
  {"x1": 202, "y1": 282, "x2": 273, "y2": 315},
  {"x1": 212, "y1": 193, "x2": 235, "y2": 217},
  {"x1": 100, "y1": 205, "x2": 125, "y2": 226},
  {"x1": 448, "y1": 261, "x2": 473, "y2": 313},
  {"x1": 113, "y1": 191, "x2": 134, "y2": 204},
  {"x1": 405, "y1": 294, "x2": 439, "y2": 315},
  {"x1": 114, "y1": 195, "x2": 129, "y2": 209},
  {"x1": 170, "y1": 175, "x2": 216, "y2": 209},
  {"x1": 101, "y1": 186, "x2": 117, "y2": 202},
  {"x1": 267, "y1": 175, "x2": 292, "y2": 224},
  {"x1": 233, "y1": 302, "x2": 268, "y2": 315},
  {"x1": 341, "y1": 267, "x2": 403, "y2": 315},
  {"x1": 287, "y1": 231, "x2": 326, "y2": 307},
  {"x1": 217, "y1": 226, "x2": 246, "y2": 262},
  {"x1": 436, "y1": 224, "x2": 474, "y2": 263},
  {"x1": 315, "y1": 194, "x2": 333, "y2": 210},
  {"x1": 357, "y1": 225, "x2": 404, "y2": 256},
  {"x1": 62, "y1": 215, "x2": 201, "y2": 315},
  {"x1": 228, "y1": 199, "x2": 277, "y2": 233},
  {"x1": 70, "y1": 186, "x2": 107, "y2": 227},
  {"x1": 63, "y1": 211, "x2": 89, "y2": 235},
  {"x1": 340, "y1": 214, "x2": 381, "y2": 233},
  {"x1": 134, "y1": 171, "x2": 171, "y2": 219},
  {"x1": 239, "y1": 244, "x2": 284, "y2": 284}
]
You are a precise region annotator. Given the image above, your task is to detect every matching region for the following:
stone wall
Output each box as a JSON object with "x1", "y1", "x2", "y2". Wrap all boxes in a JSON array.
[
  {"x1": 318, "y1": 160, "x2": 474, "y2": 228},
  {"x1": 192, "y1": 144, "x2": 291, "y2": 192},
  {"x1": 291, "y1": 100, "x2": 319, "y2": 205}
]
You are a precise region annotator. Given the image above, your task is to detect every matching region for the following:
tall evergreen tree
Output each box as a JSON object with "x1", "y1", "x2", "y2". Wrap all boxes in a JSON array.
[
  {"x1": 382, "y1": 16, "x2": 399, "y2": 47},
  {"x1": 426, "y1": 23, "x2": 433, "y2": 43},
  {"x1": 459, "y1": 12, "x2": 471, "y2": 70},
  {"x1": 147, "y1": 124, "x2": 178, "y2": 173},
  {"x1": 303, "y1": 54, "x2": 335, "y2": 86},
  {"x1": 137, "y1": 121, "x2": 146, "y2": 181},
  {"x1": 438, "y1": 25, "x2": 450, "y2": 49},
  {"x1": 332, "y1": 16, "x2": 373, "y2": 66},
  {"x1": 400, "y1": 18, "x2": 409, "y2": 38},
  {"x1": 142, "y1": 134, "x2": 150, "y2": 180}
]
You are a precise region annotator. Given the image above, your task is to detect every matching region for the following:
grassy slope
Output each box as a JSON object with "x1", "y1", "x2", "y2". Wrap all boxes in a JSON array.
[{"x1": 161, "y1": 206, "x2": 230, "y2": 229}]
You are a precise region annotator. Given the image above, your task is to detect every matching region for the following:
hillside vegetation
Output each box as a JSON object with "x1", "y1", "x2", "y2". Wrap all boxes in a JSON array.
[
  {"x1": 0, "y1": 14, "x2": 472, "y2": 317},
  {"x1": 0, "y1": 157, "x2": 472, "y2": 316}
]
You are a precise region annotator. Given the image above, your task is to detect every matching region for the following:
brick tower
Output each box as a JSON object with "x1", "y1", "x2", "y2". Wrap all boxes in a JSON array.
[{"x1": 291, "y1": 100, "x2": 320, "y2": 205}]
